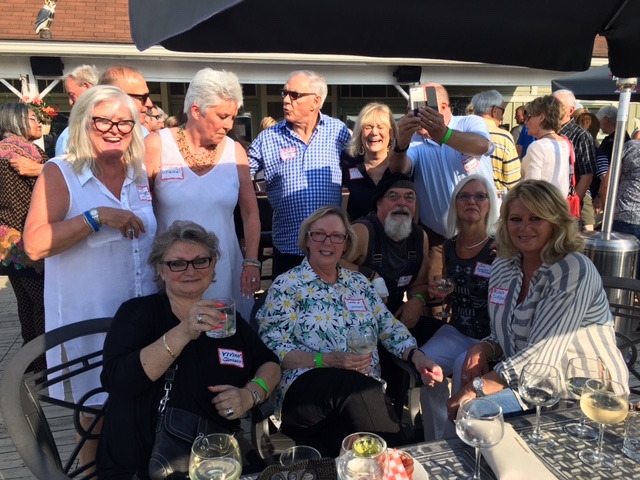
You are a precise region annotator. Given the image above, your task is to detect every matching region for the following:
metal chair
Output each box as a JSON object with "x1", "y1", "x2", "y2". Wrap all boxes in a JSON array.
[
  {"x1": 0, "y1": 318, "x2": 112, "y2": 480},
  {"x1": 601, "y1": 275, "x2": 640, "y2": 395}
]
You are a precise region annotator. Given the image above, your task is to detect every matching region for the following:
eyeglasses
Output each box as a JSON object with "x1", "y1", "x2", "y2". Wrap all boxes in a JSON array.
[
  {"x1": 127, "y1": 92, "x2": 150, "y2": 104},
  {"x1": 28, "y1": 116, "x2": 42, "y2": 124},
  {"x1": 383, "y1": 192, "x2": 416, "y2": 203},
  {"x1": 147, "y1": 114, "x2": 162, "y2": 120},
  {"x1": 281, "y1": 89, "x2": 317, "y2": 100},
  {"x1": 92, "y1": 117, "x2": 136, "y2": 134},
  {"x1": 307, "y1": 231, "x2": 348, "y2": 244},
  {"x1": 493, "y1": 105, "x2": 505, "y2": 113},
  {"x1": 160, "y1": 257, "x2": 213, "y2": 272},
  {"x1": 456, "y1": 193, "x2": 489, "y2": 202}
]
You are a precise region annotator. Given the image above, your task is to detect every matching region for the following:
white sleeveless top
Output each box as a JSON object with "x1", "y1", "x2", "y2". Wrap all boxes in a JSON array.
[
  {"x1": 45, "y1": 158, "x2": 157, "y2": 402},
  {"x1": 153, "y1": 129, "x2": 253, "y2": 319},
  {"x1": 521, "y1": 138, "x2": 571, "y2": 195}
]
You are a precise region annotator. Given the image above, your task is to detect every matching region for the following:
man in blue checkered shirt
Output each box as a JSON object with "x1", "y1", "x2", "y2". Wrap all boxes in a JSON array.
[{"x1": 249, "y1": 71, "x2": 351, "y2": 276}]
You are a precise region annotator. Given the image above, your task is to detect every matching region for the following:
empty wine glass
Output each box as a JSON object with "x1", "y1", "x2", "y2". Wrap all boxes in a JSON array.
[
  {"x1": 579, "y1": 379, "x2": 629, "y2": 468},
  {"x1": 189, "y1": 433, "x2": 242, "y2": 480},
  {"x1": 428, "y1": 276, "x2": 454, "y2": 319},
  {"x1": 518, "y1": 363, "x2": 561, "y2": 448},
  {"x1": 564, "y1": 357, "x2": 608, "y2": 440},
  {"x1": 456, "y1": 398, "x2": 505, "y2": 479},
  {"x1": 348, "y1": 325, "x2": 376, "y2": 374}
]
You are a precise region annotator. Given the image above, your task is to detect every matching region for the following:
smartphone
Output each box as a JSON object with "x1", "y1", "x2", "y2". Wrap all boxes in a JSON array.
[
  {"x1": 409, "y1": 86, "x2": 426, "y2": 116},
  {"x1": 426, "y1": 86, "x2": 439, "y2": 110}
]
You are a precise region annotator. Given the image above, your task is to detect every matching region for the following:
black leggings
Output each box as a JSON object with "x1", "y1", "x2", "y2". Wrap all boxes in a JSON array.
[
  {"x1": 8, "y1": 273, "x2": 46, "y2": 372},
  {"x1": 280, "y1": 368, "x2": 408, "y2": 457}
]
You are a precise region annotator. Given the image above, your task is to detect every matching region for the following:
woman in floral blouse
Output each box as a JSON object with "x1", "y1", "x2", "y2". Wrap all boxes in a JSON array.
[{"x1": 257, "y1": 206, "x2": 442, "y2": 456}]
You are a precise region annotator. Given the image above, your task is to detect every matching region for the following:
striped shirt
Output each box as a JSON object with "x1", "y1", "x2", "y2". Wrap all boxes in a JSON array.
[
  {"x1": 484, "y1": 119, "x2": 521, "y2": 195},
  {"x1": 486, "y1": 252, "x2": 628, "y2": 402},
  {"x1": 614, "y1": 140, "x2": 640, "y2": 225}
]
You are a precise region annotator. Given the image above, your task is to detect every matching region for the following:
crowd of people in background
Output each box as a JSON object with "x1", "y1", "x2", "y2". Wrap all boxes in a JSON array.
[{"x1": 0, "y1": 64, "x2": 637, "y2": 478}]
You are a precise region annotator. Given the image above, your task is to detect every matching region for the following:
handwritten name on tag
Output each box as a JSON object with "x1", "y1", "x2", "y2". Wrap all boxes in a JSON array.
[
  {"x1": 462, "y1": 157, "x2": 480, "y2": 172},
  {"x1": 345, "y1": 298, "x2": 367, "y2": 312},
  {"x1": 280, "y1": 146, "x2": 297, "y2": 161},
  {"x1": 218, "y1": 348, "x2": 245, "y2": 368},
  {"x1": 161, "y1": 165, "x2": 184, "y2": 180},
  {"x1": 474, "y1": 262, "x2": 492, "y2": 278},
  {"x1": 489, "y1": 287, "x2": 509, "y2": 305},
  {"x1": 137, "y1": 185, "x2": 152, "y2": 202}
]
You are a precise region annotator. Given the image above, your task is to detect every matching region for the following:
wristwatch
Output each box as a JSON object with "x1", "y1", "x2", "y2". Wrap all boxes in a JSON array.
[
  {"x1": 247, "y1": 387, "x2": 261, "y2": 407},
  {"x1": 472, "y1": 377, "x2": 485, "y2": 397},
  {"x1": 89, "y1": 208, "x2": 102, "y2": 227}
]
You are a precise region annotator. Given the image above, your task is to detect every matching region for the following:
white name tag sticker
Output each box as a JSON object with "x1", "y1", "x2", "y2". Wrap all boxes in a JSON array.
[
  {"x1": 137, "y1": 185, "x2": 152, "y2": 202},
  {"x1": 280, "y1": 146, "x2": 297, "y2": 161},
  {"x1": 161, "y1": 165, "x2": 184, "y2": 180},
  {"x1": 474, "y1": 262, "x2": 492, "y2": 278},
  {"x1": 397, "y1": 275, "x2": 413, "y2": 287},
  {"x1": 489, "y1": 287, "x2": 509, "y2": 305},
  {"x1": 349, "y1": 168, "x2": 364, "y2": 180},
  {"x1": 345, "y1": 298, "x2": 367, "y2": 312},
  {"x1": 462, "y1": 157, "x2": 480, "y2": 172},
  {"x1": 218, "y1": 348, "x2": 245, "y2": 368}
]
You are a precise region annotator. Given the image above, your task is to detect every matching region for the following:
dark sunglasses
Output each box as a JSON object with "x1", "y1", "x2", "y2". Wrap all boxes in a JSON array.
[
  {"x1": 92, "y1": 117, "x2": 136, "y2": 134},
  {"x1": 127, "y1": 92, "x2": 150, "y2": 104},
  {"x1": 281, "y1": 89, "x2": 317, "y2": 101}
]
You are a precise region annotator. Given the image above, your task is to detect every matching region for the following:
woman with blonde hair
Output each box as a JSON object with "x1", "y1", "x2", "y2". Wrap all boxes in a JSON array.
[{"x1": 341, "y1": 102, "x2": 398, "y2": 220}]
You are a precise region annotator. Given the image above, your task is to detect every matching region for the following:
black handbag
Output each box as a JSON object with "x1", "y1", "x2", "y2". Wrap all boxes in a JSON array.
[{"x1": 148, "y1": 365, "x2": 226, "y2": 480}]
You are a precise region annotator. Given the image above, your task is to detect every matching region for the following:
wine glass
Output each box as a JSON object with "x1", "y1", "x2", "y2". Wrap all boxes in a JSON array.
[
  {"x1": 339, "y1": 432, "x2": 387, "y2": 480},
  {"x1": 564, "y1": 357, "x2": 609, "y2": 440},
  {"x1": 348, "y1": 325, "x2": 377, "y2": 374},
  {"x1": 518, "y1": 363, "x2": 561, "y2": 448},
  {"x1": 189, "y1": 433, "x2": 242, "y2": 480},
  {"x1": 579, "y1": 379, "x2": 629, "y2": 468},
  {"x1": 455, "y1": 398, "x2": 505, "y2": 479},
  {"x1": 428, "y1": 276, "x2": 454, "y2": 319}
]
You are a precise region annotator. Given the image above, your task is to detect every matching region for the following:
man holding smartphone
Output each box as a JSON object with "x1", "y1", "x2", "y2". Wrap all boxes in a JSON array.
[{"x1": 388, "y1": 83, "x2": 494, "y2": 282}]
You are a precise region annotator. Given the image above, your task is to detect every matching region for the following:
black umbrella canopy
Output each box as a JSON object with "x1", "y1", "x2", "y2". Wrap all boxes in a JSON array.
[
  {"x1": 552, "y1": 66, "x2": 640, "y2": 101},
  {"x1": 130, "y1": 0, "x2": 640, "y2": 77}
]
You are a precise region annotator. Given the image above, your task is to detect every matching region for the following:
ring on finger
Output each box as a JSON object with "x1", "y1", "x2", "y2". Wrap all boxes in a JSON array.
[
  {"x1": 225, "y1": 408, "x2": 234, "y2": 417},
  {"x1": 197, "y1": 314, "x2": 204, "y2": 324},
  {"x1": 126, "y1": 228, "x2": 135, "y2": 238}
]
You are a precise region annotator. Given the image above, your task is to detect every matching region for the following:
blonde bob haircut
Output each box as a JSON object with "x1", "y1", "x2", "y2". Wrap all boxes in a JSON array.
[
  {"x1": 347, "y1": 102, "x2": 398, "y2": 157},
  {"x1": 496, "y1": 179, "x2": 584, "y2": 263},
  {"x1": 65, "y1": 85, "x2": 145, "y2": 182},
  {"x1": 297, "y1": 206, "x2": 357, "y2": 260}
]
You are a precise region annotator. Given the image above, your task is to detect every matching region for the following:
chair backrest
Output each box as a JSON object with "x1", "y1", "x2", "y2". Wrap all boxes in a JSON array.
[{"x1": 0, "y1": 318, "x2": 112, "y2": 480}]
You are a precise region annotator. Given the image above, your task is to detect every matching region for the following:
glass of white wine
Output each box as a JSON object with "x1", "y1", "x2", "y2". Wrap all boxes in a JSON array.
[
  {"x1": 189, "y1": 433, "x2": 242, "y2": 480},
  {"x1": 564, "y1": 357, "x2": 608, "y2": 440},
  {"x1": 348, "y1": 325, "x2": 377, "y2": 374},
  {"x1": 428, "y1": 276, "x2": 455, "y2": 320},
  {"x1": 339, "y1": 432, "x2": 387, "y2": 480},
  {"x1": 579, "y1": 379, "x2": 629, "y2": 468},
  {"x1": 455, "y1": 398, "x2": 504, "y2": 479},
  {"x1": 518, "y1": 363, "x2": 561, "y2": 448}
]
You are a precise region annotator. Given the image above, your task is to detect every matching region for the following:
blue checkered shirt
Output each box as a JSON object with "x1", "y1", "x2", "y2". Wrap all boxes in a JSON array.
[{"x1": 249, "y1": 113, "x2": 351, "y2": 255}]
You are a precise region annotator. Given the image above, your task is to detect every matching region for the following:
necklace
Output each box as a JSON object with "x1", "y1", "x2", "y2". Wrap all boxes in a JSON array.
[
  {"x1": 459, "y1": 235, "x2": 489, "y2": 250},
  {"x1": 169, "y1": 298, "x2": 189, "y2": 322},
  {"x1": 176, "y1": 127, "x2": 218, "y2": 171},
  {"x1": 539, "y1": 132, "x2": 555, "y2": 140}
]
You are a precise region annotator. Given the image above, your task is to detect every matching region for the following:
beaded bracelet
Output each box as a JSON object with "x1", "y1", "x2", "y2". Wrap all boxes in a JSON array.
[
  {"x1": 242, "y1": 258, "x2": 262, "y2": 269},
  {"x1": 162, "y1": 333, "x2": 178, "y2": 359}
]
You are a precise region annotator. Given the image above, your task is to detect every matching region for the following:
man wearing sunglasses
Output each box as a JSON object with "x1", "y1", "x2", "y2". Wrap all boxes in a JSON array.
[
  {"x1": 249, "y1": 70, "x2": 350, "y2": 276},
  {"x1": 141, "y1": 105, "x2": 163, "y2": 133}
]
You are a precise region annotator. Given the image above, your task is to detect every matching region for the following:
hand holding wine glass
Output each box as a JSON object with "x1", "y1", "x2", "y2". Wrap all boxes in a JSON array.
[
  {"x1": 518, "y1": 363, "x2": 561, "y2": 448},
  {"x1": 348, "y1": 325, "x2": 376, "y2": 374},
  {"x1": 564, "y1": 357, "x2": 608, "y2": 440},
  {"x1": 428, "y1": 275, "x2": 454, "y2": 320},
  {"x1": 456, "y1": 398, "x2": 504, "y2": 479},
  {"x1": 579, "y1": 379, "x2": 629, "y2": 468}
]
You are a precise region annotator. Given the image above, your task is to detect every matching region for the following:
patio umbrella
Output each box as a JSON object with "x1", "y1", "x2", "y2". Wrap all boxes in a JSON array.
[
  {"x1": 552, "y1": 66, "x2": 640, "y2": 101},
  {"x1": 129, "y1": 0, "x2": 640, "y2": 78}
]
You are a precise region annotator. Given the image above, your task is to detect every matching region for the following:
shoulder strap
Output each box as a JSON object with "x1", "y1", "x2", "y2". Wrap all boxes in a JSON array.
[
  {"x1": 562, "y1": 136, "x2": 576, "y2": 188},
  {"x1": 158, "y1": 363, "x2": 178, "y2": 414}
]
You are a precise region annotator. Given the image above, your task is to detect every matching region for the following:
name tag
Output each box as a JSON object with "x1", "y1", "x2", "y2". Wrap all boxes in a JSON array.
[
  {"x1": 489, "y1": 287, "x2": 509, "y2": 305},
  {"x1": 280, "y1": 146, "x2": 297, "y2": 161},
  {"x1": 349, "y1": 168, "x2": 364, "y2": 180},
  {"x1": 474, "y1": 262, "x2": 492, "y2": 278},
  {"x1": 345, "y1": 298, "x2": 367, "y2": 312},
  {"x1": 161, "y1": 165, "x2": 184, "y2": 180},
  {"x1": 218, "y1": 348, "x2": 245, "y2": 368},
  {"x1": 462, "y1": 157, "x2": 480, "y2": 172},
  {"x1": 397, "y1": 275, "x2": 413, "y2": 287},
  {"x1": 137, "y1": 185, "x2": 152, "y2": 202}
]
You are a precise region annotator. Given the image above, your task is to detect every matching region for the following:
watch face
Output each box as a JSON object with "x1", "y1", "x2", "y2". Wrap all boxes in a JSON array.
[{"x1": 473, "y1": 377, "x2": 484, "y2": 396}]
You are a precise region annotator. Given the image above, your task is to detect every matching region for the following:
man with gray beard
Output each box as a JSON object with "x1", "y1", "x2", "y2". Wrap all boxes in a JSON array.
[{"x1": 344, "y1": 173, "x2": 441, "y2": 345}]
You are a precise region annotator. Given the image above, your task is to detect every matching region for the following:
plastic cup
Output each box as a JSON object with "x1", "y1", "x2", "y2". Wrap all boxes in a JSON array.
[
  {"x1": 623, "y1": 411, "x2": 640, "y2": 462},
  {"x1": 207, "y1": 297, "x2": 236, "y2": 338}
]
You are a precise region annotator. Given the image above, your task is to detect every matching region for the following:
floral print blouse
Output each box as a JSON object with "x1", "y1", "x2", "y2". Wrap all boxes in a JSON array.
[{"x1": 257, "y1": 258, "x2": 417, "y2": 416}]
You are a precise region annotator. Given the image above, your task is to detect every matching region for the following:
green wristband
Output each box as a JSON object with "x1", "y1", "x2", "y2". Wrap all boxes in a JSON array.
[
  {"x1": 440, "y1": 127, "x2": 453, "y2": 145},
  {"x1": 251, "y1": 377, "x2": 268, "y2": 394},
  {"x1": 412, "y1": 293, "x2": 427, "y2": 307},
  {"x1": 314, "y1": 352, "x2": 324, "y2": 368}
]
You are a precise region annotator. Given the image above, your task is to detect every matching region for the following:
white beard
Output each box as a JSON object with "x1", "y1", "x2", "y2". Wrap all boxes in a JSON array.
[{"x1": 384, "y1": 208, "x2": 413, "y2": 241}]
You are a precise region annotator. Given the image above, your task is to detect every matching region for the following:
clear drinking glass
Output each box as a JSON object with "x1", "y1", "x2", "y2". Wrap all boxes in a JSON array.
[
  {"x1": 564, "y1": 357, "x2": 608, "y2": 440},
  {"x1": 455, "y1": 398, "x2": 505, "y2": 479},
  {"x1": 579, "y1": 379, "x2": 629, "y2": 468},
  {"x1": 279, "y1": 445, "x2": 322, "y2": 466},
  {"x1": 518, "y1": 363, "x2": 561, "y2": 448},
  {"x1": 338, "y1": 432, "x2": 387, "y2": 480},
  {"x1": 428, "y1": 276, "x2": 454, "y2": 320},
  {"x1": 189, "y1": 433, "x2": 242, "y2": 480},
  {"x1": 207, "y1": 297, "x2": 236, "y2": 338},
  {"x1": 348, "y1": 326, "x2": 376, "y2": 374}
]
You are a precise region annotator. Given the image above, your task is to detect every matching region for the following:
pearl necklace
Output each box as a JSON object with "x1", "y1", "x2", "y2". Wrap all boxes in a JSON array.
[
  {"x1": 176, "y1": 127, "x2": 218, "y2": 171},
  {"x1": 460, "y1": 235, "x2": 489, "y2": 250}
]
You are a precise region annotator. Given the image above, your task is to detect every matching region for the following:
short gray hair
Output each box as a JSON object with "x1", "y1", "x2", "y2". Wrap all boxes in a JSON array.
[
  {"x1": 552, "y1": 89, "x2": 576, "y2": 108},
  {"x1": 184, "y1": 69, "x2": 243, "y2": 119},
  {"x1": 0, "y1": 103, "x2": 30, "y2": 138},
  {"x1": 446, "y1": 174, "x2": 498, "y2": 238},
  {"x1": 297, "y1": 206, "x2": 357, "y2": 259},
  {"x1": 287, "y1": 70, "x2": 328, "y2": 107},
  {"x1": 596, "y1": 105, "x2": 617, "y2": 122},
  {"x1": 148, "y1": 220, "x2": 221, "y2": 289},
  {"x1": 470, "y1": 90, "x2": 504, "y2": 115},
  {"x1": 66, "y1": 85, "x2": 145, "y2": 182},
  {"x1": 65, "y1": 65, "x2": 99, "y2": 87}
]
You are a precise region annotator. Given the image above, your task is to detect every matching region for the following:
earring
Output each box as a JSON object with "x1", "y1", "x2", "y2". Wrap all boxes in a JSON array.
[
  {"x1": 387, "y1": 144, "x2": 391, "y2": 153},
  {"x1": 357, "y1": 145, "x2": 365, "y2": 156}
]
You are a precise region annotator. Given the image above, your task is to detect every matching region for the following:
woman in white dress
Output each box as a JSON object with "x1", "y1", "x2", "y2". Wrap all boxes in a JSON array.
[
  {"x1": 521, "y1": 95, "x2": 571, "y2": 196},
  {"x1": 145, "y1": 69, "x2": 260, "y2": 319}
]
